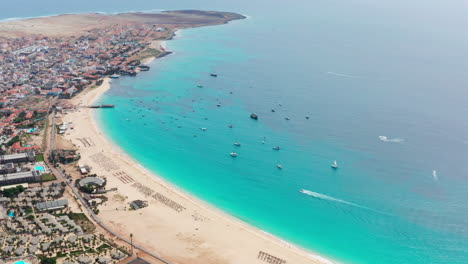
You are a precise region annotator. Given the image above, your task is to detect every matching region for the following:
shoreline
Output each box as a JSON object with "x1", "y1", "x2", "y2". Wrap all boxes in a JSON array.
[
  {"x1": 61, "y1": 40, "x2": 336, "y2": 264},
  {"x1": 58, "y1": 20, "x2": 336, "y2": 264}
]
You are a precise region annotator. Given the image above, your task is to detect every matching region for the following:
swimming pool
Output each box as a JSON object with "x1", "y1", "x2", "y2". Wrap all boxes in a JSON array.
[
  {"x1": 14, "y1": 261, "x2": 30, "y2": 264},
  {"x1": 34, "y1": 166, "x2": 44, "y2": 172},
  {"x1": 7, "y1": 211, "x2": 14, "y2": 217}
]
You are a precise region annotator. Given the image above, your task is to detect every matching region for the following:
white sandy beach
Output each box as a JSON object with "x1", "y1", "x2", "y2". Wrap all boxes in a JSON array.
[{"x1": 61, "y1": 77, "x2": 333, "y2": 264}]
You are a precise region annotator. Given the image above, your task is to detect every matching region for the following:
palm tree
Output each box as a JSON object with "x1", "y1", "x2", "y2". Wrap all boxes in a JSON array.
[{"x1": 130, "y1": 233, "x2": 133, "y2": 256}]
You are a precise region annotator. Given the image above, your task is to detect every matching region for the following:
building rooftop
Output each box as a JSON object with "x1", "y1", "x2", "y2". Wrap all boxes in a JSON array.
[
  {"x1": 0, "y1": 170, "x2": 39, "y2": 185},
  {"x1": 35, "y1": 199, "x2": 68, "y2": 211},
  {"x1": 125, "y1": 257, "x2": 152, "y2": 264},
  {"x1": 78, "y1": 176, "x2": 105, "y2": 187}
]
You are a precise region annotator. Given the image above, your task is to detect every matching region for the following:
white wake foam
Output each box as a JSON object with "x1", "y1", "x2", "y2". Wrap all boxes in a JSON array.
[
  {"x1": 326, "y1": 71, "x2": 361, "y2": 78},
  {"x1": 300, "y1": 189, "x2": 394, "y2": 218},
  {"x1": 300, "y1": 189, "x2": 372, "y2": 210},
  {"x1": 379, "y1": 136, "x2": 404, "y2": 143},
  {"x1": 432, "y1": 170, "x2": 438, "y2": 181}
]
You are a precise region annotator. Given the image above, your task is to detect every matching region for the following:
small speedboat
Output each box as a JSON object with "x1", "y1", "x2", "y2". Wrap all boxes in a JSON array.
[
  {"x1": 110, "y1": 74, "x2": 120, "y2": 79},
  {"x1": 285, "y1": 117, "x2": 290, "y2": 121},
  {"x1": 216, "y1": 104, "x2": 221, "y2": 107},
  {"x1": 331, "y1": 160, "x2": 338, "y2": 169},
  {"x1": 250, "y1": 113, "x2": 258, "y2": 120},
  {"x1": 273, "y1": 146, "x2": 280, "y2": 150},
  {"x1": 299, "y1": 189, "x2": 306, "y2": 194},
  {"x1": 197, "y1": 85, "x2": 203, "y2": 88},
  {"x1": 277, "y1": 164, "x2": 283, "y2": 169},
  {"x1": 210, "y1": 73, "x2": 218, "y2": 77},
  {"x1": 200, "y1": 128, "x2": 207, "y2": 131},
  {"x1": 228, "y1": 125, "x2": 234, "y2": 128},
  {"x1": 271, "y1": 109, "x2": 275, "y2": 112},
  {"x1": 230, "y1": 152, "x2": 238, "y2": 157},
  {"x1": 234, "y1": 142, "x2": 241, "y2": 147},
  {"x1": 305, "y1": 116, "x2": 310, "y2": 119}
]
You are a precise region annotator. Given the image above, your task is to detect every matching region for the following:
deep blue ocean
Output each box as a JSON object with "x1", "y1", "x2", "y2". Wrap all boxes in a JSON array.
[{"x1": 3, "y1": 1, "x2": 468, "y2": 263}]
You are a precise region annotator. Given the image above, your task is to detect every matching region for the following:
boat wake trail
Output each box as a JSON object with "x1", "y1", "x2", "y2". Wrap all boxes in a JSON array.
[
  {"x1": 300, "y1": 189, "x2": 370, "y2": 209},
  {"x1": 326, "y1": 71, "x2": 361, "y2": 78},
  {"x1": 300, "y1": 189, "x2": 389, "y2": 216},
  {"x1": 379, "y1": 136, "x2": 404, "y2": 143}
]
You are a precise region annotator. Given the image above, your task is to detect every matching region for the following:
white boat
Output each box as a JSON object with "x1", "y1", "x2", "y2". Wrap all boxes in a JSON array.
[
  {"x1": 331, "y1": 160, "x2": 338, "y2": 169},
  {"x1": 197, "y1": 85, "x2": 203, "y2": 88},
  {"x1": 200, "y1": 128, "x2": 207, "y2": 131},
  {"x1": 234, "y1": 143, "x2": 241, "y2": 147},
  {"x1": 277, "y1": 164, "x2": 283, "y2": 169},
  {"x1": 230, "y1": 152, "x2": 238, "y2": 157},
  {"x1": 273, "y1": 146, "x2": 280, "y2": 150},
  {"x1": 110, "y1": 74, "x2": 120, "y2": 79}
]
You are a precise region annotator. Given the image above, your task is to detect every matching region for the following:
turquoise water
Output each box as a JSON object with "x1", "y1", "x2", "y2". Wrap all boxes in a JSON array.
[
  {"x1": 8, "y1": 211, "x2": 14, "y2": 217},
  {"x1": 34, "y1": 166, "x2": 44, "y2": 172},
  {"x1": 13, "y1": 261, "x2": 29, "y2": 264},
  {"x1": 3, "y1": 1, "x2": 468, "y2": 263}
]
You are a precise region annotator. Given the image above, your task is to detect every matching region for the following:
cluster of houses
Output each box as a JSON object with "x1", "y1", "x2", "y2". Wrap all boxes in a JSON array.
[
  {"x1": 0, "y1": 20, "x2": 171, "y2": 264},
  {"x1": 0, "y1": 23, "x2": 167, "y2": 160},
  {"x1": 1, "y1": 213, "x2": 128, "y2": 263},
  {"x1": 0, "y1": 179, "x2": 128, "y2": 263},
  {"x1": 0, "y1": 23, "x2": 165, "y2": 100}
]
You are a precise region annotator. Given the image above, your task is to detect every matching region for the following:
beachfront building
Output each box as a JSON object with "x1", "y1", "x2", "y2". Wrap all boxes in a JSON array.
[
  {"x1": 0, "y1": 152, "x2": 35, "y2": 164},
  {"x1": 77, "y1": 176, "x2": 106, "y2": 194},
  {"x1": 0, "y1": 170, "x2": 41, "y2": 186},
  {"x1": 77, "y1": 176, "x2": 105, "y2": 188}
]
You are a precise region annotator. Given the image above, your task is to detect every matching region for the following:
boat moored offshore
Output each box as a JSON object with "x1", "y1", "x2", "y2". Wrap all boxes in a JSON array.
[{"x1": 331, "y1": 160, "x2": 338, "y2": 169}]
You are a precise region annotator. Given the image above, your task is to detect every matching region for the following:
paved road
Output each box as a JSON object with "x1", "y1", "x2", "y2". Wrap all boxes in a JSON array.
[{"x1": 46, "y1": 110, "x2": 173, "y2": 264}]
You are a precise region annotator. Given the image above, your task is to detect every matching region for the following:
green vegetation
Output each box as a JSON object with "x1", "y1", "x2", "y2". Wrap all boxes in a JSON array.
[
  {"x1": 16, "y1": 123, "x2": 35, "y2": 129},
  {"x1": 1, "y1": 185, "x2": 25, "y2": 198},
  {"x1": 36, "y1": 153, "x2": 45, "y2": 162},
  {"x1": 97, "y1": 243, "x2": 110, "y2": 252},
  {"x1": 69, "y1": 249, "x2": 85, "y2": 255},
  {"x1": 41, "y1": 115, "x2": 50, "y2": 152},
  {"x1": 134, "y1": 47, "x2": 162, "y2": 61},
  {"x1": 68, "y1": 212, "x2": 88, "y2": 221},
  {"x1": 39, "y1": 256, "x2": 57, "y2": 264},
  {"x1": 13, "y1": 111, "x2": 27, "y2": 123},
  {"x1": 26, "y1": 214, "x2": 35, "y2": 221},
  {"x1": 79, "y1": 183, "x2": 95, "y2": 194},
  {"x1": 6, "y1": 135, "x2": 20, "y2": 147},
  {"x1": 25, "y1": 206, "x2": 33, "y2": 214},
  {"x1": 67, "y1": 212, "x2": 96, "y2": 233},
  {"x1": 56, "y1": 252, "x2": 67, "y2": 258},
  {"x1": 40, "y1": 173, "x2": 56, "y2": 182}
]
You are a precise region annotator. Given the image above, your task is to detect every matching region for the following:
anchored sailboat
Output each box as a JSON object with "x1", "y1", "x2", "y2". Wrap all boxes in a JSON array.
[{"x1": 331, "y1": 160, "x2": 338, "y2": 169}]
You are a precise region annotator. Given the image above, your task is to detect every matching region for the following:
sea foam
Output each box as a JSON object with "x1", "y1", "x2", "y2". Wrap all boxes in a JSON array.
[{"x1": 379, "y1": 136, "x2": 404, "y2": 143}]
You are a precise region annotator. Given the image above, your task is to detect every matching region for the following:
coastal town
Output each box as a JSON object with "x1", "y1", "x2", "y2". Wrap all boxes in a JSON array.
[
  {"x1": 0, "y1": 10, "x2": 324, "y2": 264},
  {"x1": 0, "y1": 13, "x2": 183, "y2": 264},
  {"x1": 0, "y1": 10, "x2": 247, "y2": 264}
]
